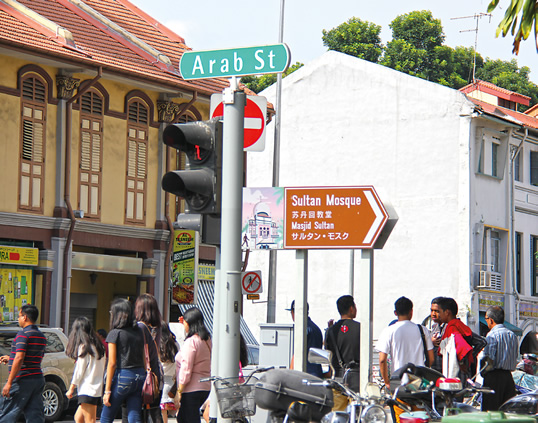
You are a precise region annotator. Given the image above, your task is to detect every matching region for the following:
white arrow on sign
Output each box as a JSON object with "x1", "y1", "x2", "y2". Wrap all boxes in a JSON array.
[{"x1": 363, "y1": 190, "x2": 386, "y2": 244}]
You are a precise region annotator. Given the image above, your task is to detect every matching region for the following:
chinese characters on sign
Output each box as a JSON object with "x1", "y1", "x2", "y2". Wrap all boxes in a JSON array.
[{"x1": 284, "y1": 186, "x2": 388, "y2": 249}]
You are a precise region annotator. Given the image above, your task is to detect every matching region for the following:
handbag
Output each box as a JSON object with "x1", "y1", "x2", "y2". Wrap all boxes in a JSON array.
[{"x1": 141, "y1": 325, "x2": 160, "y2": 406}]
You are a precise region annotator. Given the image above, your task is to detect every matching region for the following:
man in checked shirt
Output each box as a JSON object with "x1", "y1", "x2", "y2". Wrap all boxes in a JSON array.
[
  {"x1": 0, "y1": 304, "x2": 46, "y2": 422},
  {"x1": 481, "y1": 305, "x2": 518, "y2": 411}
]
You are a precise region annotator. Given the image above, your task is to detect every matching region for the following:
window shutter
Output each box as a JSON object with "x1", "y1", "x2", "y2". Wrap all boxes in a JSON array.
[{"x1": 531, "y1": 151, "x2": 538, "y2": 186}]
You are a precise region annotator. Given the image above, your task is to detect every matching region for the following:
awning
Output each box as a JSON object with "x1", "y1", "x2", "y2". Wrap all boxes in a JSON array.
[
  {"x1": 178, "y1": 280, "x2": 258, "y2": 345},
  {"x1": 479, "y1": 312, "x2": 523, "y2": 336}
]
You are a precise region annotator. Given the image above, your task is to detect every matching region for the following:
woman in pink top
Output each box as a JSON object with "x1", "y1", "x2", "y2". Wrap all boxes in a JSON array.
[{"x1": 174, "y1": 307, "x2": 211, "y2": 423}]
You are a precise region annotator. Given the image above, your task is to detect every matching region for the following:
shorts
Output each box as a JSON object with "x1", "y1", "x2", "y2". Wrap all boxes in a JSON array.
[{"x1": 78, "y1": 395, "x2": 101, "y2": 406}]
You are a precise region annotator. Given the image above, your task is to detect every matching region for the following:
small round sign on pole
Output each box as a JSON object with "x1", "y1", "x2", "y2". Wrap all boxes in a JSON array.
[{"x1": 241, "y1": 271, "x2": 262, "y2": 295}]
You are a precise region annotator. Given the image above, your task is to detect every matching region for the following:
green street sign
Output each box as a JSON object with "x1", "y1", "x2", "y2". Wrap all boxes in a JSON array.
[{"x1": 179, "y1": 44, "x2": 291, "y2": 80}]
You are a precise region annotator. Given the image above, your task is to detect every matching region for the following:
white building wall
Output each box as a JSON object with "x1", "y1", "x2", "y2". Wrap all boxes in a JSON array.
[{"x1": 244, "y1": 51, "x2": 477, "y2": 339}]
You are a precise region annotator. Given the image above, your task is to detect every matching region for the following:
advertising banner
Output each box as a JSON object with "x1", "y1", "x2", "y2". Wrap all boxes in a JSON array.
[
  {"x1": 171, "y1": 230, "x2": 198, "y2": 304},
  {"x1": 0, "y1": 246, "x2": 38, "y2": 266},
  {"x1": 0, "y1": 268, "x2": 33, "y2": 321}
]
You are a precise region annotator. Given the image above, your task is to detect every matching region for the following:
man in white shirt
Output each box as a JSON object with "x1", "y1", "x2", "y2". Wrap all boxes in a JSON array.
[{"x1": 377, "y1": 297, "x2": 434, "y2": 391}]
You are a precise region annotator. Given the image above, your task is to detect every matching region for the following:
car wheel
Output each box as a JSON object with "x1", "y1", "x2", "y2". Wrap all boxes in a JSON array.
[{"x1": 43, "y1": 381, "x2": 65, "y2": 422}]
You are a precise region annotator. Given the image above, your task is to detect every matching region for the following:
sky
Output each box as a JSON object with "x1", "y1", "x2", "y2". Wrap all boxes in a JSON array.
[{"x1": 131, "y1": 0, "x2": 538, "y2": 83}]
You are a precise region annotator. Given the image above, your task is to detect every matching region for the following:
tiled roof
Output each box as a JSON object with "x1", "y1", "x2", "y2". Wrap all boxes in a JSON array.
[
  {"x1": 0, "y1": 0, "x2": 228, "y2": 96},
  {"x1": 525, "y1": 103, "x2": 538, "y2": 117},
  {"x1": 460, "y1": 80, "x2": 530, "y2": 106},
  {"x1": 468, "y1": 97, "x2": 538, "y2": 130}
]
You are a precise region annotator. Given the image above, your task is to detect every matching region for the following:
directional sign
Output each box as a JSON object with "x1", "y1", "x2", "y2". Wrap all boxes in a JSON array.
[
  {"x1": 283, "y1": 186, "x2": 388, "y2": 249},
  {"x1": 210, "y1": 94, "x2": 266, "y2": 151},
  {"x1": 241, "y1": 271, "x2": 262, "y2": 294},
  {"x1": 179, "y1": 44, "x2": 291, "y2": 80}
]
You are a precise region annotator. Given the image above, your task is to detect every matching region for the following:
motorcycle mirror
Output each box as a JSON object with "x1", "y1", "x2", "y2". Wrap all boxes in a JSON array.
[{"x1": 308, "y1": 348, "x2": 332, "y2": 365}]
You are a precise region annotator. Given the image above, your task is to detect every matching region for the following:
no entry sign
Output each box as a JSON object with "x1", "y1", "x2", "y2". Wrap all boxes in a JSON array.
[
  {"x1": 210, "y1": 94, "x2": 266, "y2": 152},
  {"x1": 241, "y1": 271, "x2": 262, "y2": 294}
]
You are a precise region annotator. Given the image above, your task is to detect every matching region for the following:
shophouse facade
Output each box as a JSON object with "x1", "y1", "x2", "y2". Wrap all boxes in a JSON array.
[{"x1": 0, "y1": 0, "x2": 227, "y2": 331}]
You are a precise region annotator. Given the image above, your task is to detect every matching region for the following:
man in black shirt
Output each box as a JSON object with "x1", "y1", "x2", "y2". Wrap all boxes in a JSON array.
[{"x1": 325, "y1": 295, "x2": 360, "y2": 393}]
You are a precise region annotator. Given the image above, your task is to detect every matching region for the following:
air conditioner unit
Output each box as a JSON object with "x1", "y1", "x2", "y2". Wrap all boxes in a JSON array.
[{"x1": 478, "y1": 270, "x2": 502, "y2": 291}]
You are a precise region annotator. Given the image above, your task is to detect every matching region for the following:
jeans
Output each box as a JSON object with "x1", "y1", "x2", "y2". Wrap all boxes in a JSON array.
[
  {"x1": 101, "y1": 367, "x2": 146, "y2": 423},
  {"x1": 0, "y1": 376, "x2": 45, "y2": 423}
]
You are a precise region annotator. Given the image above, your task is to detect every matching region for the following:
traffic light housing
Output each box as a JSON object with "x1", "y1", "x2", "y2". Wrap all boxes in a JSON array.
[{"x1": 162, "y1": 118, "x2": 222, "y2": 214}]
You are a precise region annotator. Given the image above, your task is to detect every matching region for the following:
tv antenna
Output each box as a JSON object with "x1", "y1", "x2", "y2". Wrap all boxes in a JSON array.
[{"x1": 451, "y1": 13, "x2": 492, "y2": 82}]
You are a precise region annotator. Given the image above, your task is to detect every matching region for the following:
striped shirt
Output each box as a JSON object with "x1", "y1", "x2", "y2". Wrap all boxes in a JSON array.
[
  {"x1": 483, "y1": 323, "x2": 518, "y2": 371},
  {"x1": 8, "y1": 325, "x2": 46, "y2": 379}
]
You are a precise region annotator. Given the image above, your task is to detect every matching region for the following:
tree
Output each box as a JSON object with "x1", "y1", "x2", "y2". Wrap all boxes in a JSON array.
[
  {"x1": 240, "y1": 62, "x2": 304, "y2": 93},
  {"x1": 487, "y1": 0, "x2": 538, "y2": 54},
  {"x1": 322, "y1": 17, "x2": 383, "y2": 63},
  {"x1": 381, "y1": 11, "x2": 446, "y2": 81}
]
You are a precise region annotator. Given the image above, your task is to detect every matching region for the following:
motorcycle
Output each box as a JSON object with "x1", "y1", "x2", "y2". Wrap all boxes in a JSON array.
[
  {"x1": 253, "y1": 348, "x2": 388, "y2": 423},
  {"x1": 386, "y1": 363, "x2": 494, "y2": 422}
]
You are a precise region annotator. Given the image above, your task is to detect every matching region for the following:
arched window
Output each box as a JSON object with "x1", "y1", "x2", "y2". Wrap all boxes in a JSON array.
[
  {"x1": 19, "y1": 74, "x2": 47, "y2": 212},
  {"x1": 78, "y1": 88, "x2": 104, "y2": 219},
  {"x1": 125, "y1": 99, "x2": 149, "y2": 224}
]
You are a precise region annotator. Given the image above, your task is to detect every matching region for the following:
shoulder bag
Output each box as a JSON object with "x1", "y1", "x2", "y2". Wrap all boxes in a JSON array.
[
  {"x1": 327, "y1": 323, "x2": 360, "y2": 392},
  {"x1": 141, "y1": 325, "x2": 160, "y2": 406}
]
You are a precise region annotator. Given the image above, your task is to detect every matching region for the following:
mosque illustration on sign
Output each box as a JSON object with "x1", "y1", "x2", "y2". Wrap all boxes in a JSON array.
[{"x1": 242, "y1": 199, "x2": 281, "y2": 250}]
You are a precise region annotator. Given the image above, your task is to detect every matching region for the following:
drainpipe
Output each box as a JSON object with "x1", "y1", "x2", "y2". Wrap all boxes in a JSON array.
[
  {"x1": 61, "y1": 68, "x2": 102, "y2": 330},
  {"x1": 509, "y1": 127, "x2": 527, "y2": 325},
  {"x1": 162, "y1": 92, "x2": 197, "y2": 321}
]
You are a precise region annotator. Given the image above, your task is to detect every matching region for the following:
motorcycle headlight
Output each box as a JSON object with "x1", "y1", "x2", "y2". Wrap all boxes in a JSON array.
[
  {"x1": 321, "y1": 411, "x2": 350, "y2": 423},
  {"x1": 361, "y1": 405, "x2": 387, "y2": 423}
]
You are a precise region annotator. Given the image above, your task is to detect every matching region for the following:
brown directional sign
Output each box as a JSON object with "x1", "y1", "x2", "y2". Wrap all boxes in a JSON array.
[{"x1": 284, "y1": 186, "x2": 388, "y2": 249}]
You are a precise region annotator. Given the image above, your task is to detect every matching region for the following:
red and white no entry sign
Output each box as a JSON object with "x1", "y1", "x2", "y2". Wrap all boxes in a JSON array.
[
  {"x1": 241, "y1": 271, "x2": 262, "y2": 294},
  {"x1": 210, "y1": 94, "x2": 266, "y2": 152}
]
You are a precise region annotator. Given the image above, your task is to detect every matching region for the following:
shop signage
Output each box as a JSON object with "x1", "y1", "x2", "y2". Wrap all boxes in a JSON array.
[
  {"x1": 478, "y1": 293, "x2": 504, "y2": 312},
  {"x1": 0, "y1": 246, "x2": 38, "y2": 266},
  {"x1": 519, "y1": 302, "x2": 538, "y2": 319},
  {"x1": 171, "y1": 230, "x2": 199, "y2": 304}
]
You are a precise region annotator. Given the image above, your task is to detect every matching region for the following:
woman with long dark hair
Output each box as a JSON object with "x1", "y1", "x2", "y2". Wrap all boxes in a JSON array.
[
  {"x1": 159, "y1": 322, "x2": 179, "y2": 422},
  {"x1": 133, "y1": 294, "x2": 163, "y2": 423},
  {"x1": 65, "y1": 316, "x2": 106, "y2": 423},
  {"x1": 174, "y1": 307, "x2": 211, "y2": 423},
  {"x1": 101, "y1": 299, "x2": 145, "y2": 423}
]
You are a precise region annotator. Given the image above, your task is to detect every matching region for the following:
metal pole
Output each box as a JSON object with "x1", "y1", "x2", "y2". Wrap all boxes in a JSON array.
[
  {"x1": 349, "y1": 250, "x2": 355, "y2": 294},
  {"x1": 209, "y1": 254, "x2": 221, "y2": 420},
  {"x1": 358, "y1": 249, "x2": 374, "y2": 390},
  {"x1": 294, "y1": 249, "x2": 308, "y2": 372},
  {"x1": 218, "y1": 87, "x2": 245, "y2": 382},
  {"x1": 267, "y1": 0, "x2": 286, "y2": 324}
]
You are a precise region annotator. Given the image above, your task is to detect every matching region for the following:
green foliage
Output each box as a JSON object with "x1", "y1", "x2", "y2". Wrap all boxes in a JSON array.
[
  {"x1": 240, "y1": 62, "x2": 304, "y2": 93},
  {"x1": 322, "y1": 17, "x2": 383, "y2": 63},
  {"x1": 487, "y1": 0, "x2": 538, "y2": 54},
  {"x1": 389, "y1": 10, "x2": 445, "y2": 51}
]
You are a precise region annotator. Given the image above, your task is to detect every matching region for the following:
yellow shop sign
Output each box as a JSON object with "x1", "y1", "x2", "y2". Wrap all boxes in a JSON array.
[{"x1": 0, "y1": 246, "x2": 38, "y2": 266}]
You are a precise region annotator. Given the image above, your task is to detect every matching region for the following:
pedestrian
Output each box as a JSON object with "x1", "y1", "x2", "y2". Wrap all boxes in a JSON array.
[
  {"x1": 429, "y1": 297, "x2": 445, "y2": 373},
  {"x1": 159, "y1": 322, "x2": 179, "y2": 422},
  {"x1": 0, "y1": 304, "x2": 46, "y2": 423},
  {"x1": 65, "y1": 316, "x2": 106, "y2": 423},
  {"x1": 173, "y1": 307, "x2": 212, "y2": 423},
  {"x1": 101, "y1": 298, "x2": 145, "y2": 423},
  {"x1": 377, "y1": 297, "x2": 434, "y2": 392},
  {"x1": 130, "y1": 293, "x2": 163, "y2": 423},
  {"x1": 325, "y1": 295, "x2": 361, "y2": 411},
  {"x1": 438, "y1": 297, "x2": 473, "y2": 378},
  {"x1": 287, "y1": 300, "x2": 323, "y2": 378},
  {"x1": 97, "y1": 328, "x2": 108, "y2": 357},
  {"x1": 481, "y1": 306, "x2": 518, "y2": 411}
]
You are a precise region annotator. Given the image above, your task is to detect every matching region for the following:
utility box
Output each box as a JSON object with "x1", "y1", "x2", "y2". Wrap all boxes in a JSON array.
[{"x1": 259, "y1": 323, "x2": 294, "y2": 368}]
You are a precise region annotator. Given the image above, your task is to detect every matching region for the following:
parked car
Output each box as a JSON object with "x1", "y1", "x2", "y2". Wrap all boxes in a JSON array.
[{"x1": 0, "y1": 324, "x2": 75, "y2": 422}]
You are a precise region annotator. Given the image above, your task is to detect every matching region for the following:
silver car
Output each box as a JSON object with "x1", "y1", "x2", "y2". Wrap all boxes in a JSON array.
[{"x1": 0, "y1": 325, "x2": 75, "y2": 422}]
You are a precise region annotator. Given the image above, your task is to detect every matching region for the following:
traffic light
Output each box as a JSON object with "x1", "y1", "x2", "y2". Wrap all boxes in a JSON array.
[{"x1": 162, "y1": 117, "x2": 222, "y2": 214}]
